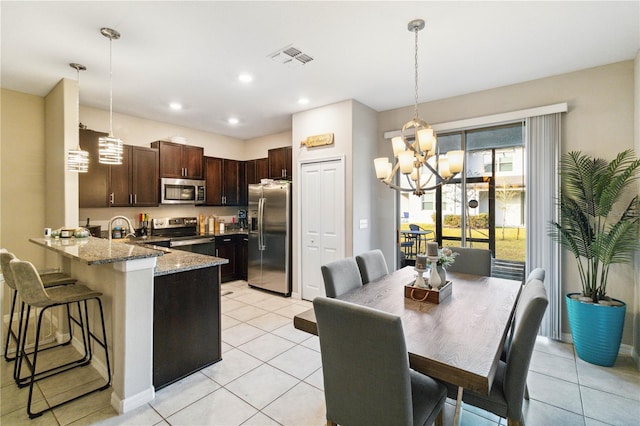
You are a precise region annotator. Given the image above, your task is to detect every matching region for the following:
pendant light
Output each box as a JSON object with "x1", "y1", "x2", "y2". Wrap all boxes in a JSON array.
[
  {"x1": 98, "y1": 27, "x2": 123, "y2": 165},
  {"x1": 67, "y1": 63, "x2": 89, "y2": 172},
  {"x1": 373, "y1": 19, "x2": 464, "y2": 196}
]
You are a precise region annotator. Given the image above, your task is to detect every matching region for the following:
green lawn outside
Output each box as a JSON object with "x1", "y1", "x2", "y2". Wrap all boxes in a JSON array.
[{"x1": 400, "y1": 223, "x2": 526, "y2": 262}]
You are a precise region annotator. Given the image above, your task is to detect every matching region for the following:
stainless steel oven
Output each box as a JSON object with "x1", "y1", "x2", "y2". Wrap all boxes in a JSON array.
[
  {"x1": 151, "y1": 217, "x2": 215, "y2": 255},
  {"x1": 169, "y1": 236, "x2": 216, "y2": 256}
]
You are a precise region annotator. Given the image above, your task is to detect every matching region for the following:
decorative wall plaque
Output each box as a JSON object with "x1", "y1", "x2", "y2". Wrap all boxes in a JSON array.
[{"x1": 300, "y1": 133, "x2": 334, "y2": 148}]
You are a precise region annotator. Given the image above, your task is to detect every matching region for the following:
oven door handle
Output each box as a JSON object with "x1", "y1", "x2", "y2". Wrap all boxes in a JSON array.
[{"x1": 170, "y1": 238, "x2": 215, "y2": 247}]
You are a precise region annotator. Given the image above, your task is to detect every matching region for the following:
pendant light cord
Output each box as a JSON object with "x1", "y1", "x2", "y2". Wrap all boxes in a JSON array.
[
  {"x1": 108, "y1": 35, "x2": 114, "y2": 137},
  {"x1": 413, "y1": 25, "x2": 419, "y2": 121}
]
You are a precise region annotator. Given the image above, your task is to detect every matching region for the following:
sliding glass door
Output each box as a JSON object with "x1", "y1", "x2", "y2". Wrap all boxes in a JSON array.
[{"x1": 400, "y1": 122, "x2": 525, "y2": 278}]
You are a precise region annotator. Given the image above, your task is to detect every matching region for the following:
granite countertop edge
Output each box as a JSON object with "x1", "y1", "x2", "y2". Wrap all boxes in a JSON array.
[{"x1": 30, "y1": 237, "x2": 229, "y2": 276}]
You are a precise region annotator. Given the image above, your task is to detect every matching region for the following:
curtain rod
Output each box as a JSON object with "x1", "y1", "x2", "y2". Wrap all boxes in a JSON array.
[{"x1": 383, "y1": 102, "x2": 568, "y2": 139}]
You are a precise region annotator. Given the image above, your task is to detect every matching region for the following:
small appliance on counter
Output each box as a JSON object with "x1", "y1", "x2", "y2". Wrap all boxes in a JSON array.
[
  {"x1": 82, "y1": 218, "x2": 101, "y2": 237},
  {"x1": 238, "y1": 209, "x2": 248, "y2": 230}
]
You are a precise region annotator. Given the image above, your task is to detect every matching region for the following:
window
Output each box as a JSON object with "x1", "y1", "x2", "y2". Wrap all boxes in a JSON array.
[
  {"x1": 498, "y1": 155, "x2": 513, "y2": 172},
  {"x1": 422, "y1": 192, "x2": 435, "y2": 210}
]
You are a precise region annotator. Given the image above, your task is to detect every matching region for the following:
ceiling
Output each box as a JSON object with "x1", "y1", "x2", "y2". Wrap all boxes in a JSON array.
[{"x1": 2, "y1": 1, "x2": 639, "y2": 140}]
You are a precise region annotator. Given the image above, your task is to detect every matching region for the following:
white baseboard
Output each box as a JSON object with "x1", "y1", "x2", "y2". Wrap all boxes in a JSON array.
[
  {"x1": 69, "y1": 334, "x2": 110, "y2": 381},
  {"x1": 561, "y1": 332, "x2": 635, "y2": 358},
  {"x1": 111, "y1": 387, "x2": 155, "y2": 414}
]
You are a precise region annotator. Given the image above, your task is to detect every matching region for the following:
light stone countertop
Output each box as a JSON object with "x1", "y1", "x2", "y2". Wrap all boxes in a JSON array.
[{"x1": 30, "y1": 237, "x2": 228, "y2": 276}]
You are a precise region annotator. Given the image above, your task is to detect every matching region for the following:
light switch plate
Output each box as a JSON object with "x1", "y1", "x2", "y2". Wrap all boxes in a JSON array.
[{"x1": 359, "y1": 219, "x2": 368, "y2": 229}]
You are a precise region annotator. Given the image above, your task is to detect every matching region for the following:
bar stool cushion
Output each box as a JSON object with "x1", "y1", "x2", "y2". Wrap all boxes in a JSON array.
[{"x1": 10, "y1": 261, "x2": 101, "y2": 308}]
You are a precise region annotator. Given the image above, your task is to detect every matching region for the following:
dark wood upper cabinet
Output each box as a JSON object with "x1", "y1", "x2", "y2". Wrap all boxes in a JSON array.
[
  {"x1": 109, "y1": 145, "x2": 132, "y2": 207},
  {"x1": 151, "y1": 140, "x2": 203, "y2": 179},
  {"x1": 130, "y1": 146, "x2": 160, "y2": 206},
  {"x1": 79, "y1": 129, "x2": 110, "y2": 208},
  {"x1": 109, "y1": 145, "x2": 159, "y2": 207},
  {"x1": 204, "y1": 157, "x2": 223, "y2": 205},
  {"x1": 205, "y1": 157, "x2": 246, "y2": 206},
  {"x1": 268, "y1": 146, "x2": 292, "y2": 179},
  {"x1": 246, "y1": 157, "x2": 269, "y2": 185},
  {"x1": 80, "y1": 129, "x2": 158, "y2": 208},
  {"x1": 223, "y1": 159, "x2": 240, "y2": 206}
]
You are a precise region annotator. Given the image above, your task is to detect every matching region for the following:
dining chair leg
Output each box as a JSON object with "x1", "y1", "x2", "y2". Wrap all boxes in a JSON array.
[
  {"x1": 435, "y1": 410, "x2": 444, "y2": 426},
  {"x1": 453, "y1": 386, "x2": 463, "y2": 425}
]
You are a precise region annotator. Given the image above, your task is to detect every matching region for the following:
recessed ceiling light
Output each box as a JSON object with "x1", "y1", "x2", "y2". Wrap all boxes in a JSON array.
[
  {"x1": 298, "y1": 97, "x2": 310, "y2": 105},
  {"x1": 169, "y1": 102, "x2": 182, "y2": 110},
  {"x1": 228, "y1": 117, "x2": 239, "y2": 125},
  {"x1": 238, "y1": 73, "x2": 253, "y2": 83}
]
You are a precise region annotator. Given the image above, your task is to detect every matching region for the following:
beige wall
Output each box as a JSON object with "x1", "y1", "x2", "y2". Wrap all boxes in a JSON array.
[
  {"x1": 80, "y1": 106, "x2": 245, "y2": 159},
  {"x1": 244, "y1": 131, "x2": 292, "y2": 160},
  {"x1": 378, "y1": 60, "x2": 637, "y2": 349},
  {"x1": 1, "y1": 89, "x2": 47, "y2": 265}
]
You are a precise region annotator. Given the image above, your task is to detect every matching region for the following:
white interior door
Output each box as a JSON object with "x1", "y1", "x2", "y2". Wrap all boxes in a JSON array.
[{"x1": 301, "y1": 158, "x2": 345, "y2": 300}]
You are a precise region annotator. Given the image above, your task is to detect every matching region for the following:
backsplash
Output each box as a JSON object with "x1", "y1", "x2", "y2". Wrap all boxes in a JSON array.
[{"x1": 78, "y1": 205, "x2": 246, "y2": 235}]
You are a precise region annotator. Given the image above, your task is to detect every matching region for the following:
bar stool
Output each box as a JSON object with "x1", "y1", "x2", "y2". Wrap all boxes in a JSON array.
[
  {"x1": 9, "y1": 259, "x2": 111, "y2": 419},
  {"x1": 1, "y1": 250, "x2": 77, "y2": 363}
]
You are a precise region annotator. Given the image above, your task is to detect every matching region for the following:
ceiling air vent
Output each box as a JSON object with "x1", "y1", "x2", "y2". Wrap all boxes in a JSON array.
[{"x1": 268, "y1": 45, "x2": 314, "y2": 66}]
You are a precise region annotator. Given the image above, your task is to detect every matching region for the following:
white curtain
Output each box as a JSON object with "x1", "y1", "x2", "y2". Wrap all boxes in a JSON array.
[{"x1": 526, "y1": 114, "x2": 561, "y2": 339}]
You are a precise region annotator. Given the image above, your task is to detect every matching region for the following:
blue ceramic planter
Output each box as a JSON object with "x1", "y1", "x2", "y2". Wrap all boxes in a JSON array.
[{"x1": 566, "y1": 293, "x2": 626, "y2": 367}]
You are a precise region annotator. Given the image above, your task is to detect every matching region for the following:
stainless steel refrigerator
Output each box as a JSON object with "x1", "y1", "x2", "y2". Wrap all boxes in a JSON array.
[{"x1": 248, "y1": 181, "x2": 292, "y2": 296}]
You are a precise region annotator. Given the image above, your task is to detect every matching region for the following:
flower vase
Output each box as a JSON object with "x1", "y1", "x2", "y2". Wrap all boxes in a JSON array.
[{"x1": 430, "y1": 264, "x2": 446, "y2": 290}]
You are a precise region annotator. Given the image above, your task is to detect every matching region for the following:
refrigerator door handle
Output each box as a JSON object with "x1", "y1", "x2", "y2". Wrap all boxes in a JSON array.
[{"x1": 258, "y1": 197, "x2": 266, "y2": 250}]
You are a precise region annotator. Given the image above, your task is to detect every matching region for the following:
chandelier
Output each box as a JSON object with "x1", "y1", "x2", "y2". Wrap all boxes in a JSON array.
[
  {"x1": 98, "y1": 27, "x2": 124, "y2": 165},
  {"x1": 374, "y1": 19, "x2": 464, "y2": 196},
  {"x1": 67, "y1": 63, "x2": 89, "y2": 173}
]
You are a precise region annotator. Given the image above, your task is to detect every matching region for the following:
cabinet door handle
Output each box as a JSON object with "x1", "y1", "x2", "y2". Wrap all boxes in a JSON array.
[
  {"x1": 110, "y1": 193, "x2": 114, "y2": 204},
  {"x1": 134, "y1": 194, "x2": 137, "y2": 204}
]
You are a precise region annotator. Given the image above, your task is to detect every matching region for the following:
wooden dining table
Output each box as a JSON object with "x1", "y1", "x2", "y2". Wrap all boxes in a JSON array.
[{"x1": 294, "y1": 266, "x2": 521, "y2": 423}]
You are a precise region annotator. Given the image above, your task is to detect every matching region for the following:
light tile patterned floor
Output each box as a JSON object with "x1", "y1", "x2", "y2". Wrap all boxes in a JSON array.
[{"x1": 2, "y1": 279, "x2": 639, "y2": 425}]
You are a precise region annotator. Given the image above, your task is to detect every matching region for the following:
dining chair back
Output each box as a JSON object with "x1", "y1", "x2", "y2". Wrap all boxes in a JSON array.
[
  {"x1": 320, "y1": 257, "x2": 363, "y2": 298},
  {"x1": 450, "y1": 279, "x2": 548, "y2": 426},
  {"x1": 502, "y1": 268, "x2": 546, "y2": 367},
  {"x1": 313, "y1": 296, "x2": 446, "y2": 426},
  {"x1": 355, "y1": 249, "x2": 389, "y2": 284},
  {"x1": 525, "y1": 268, "x2": 545, "y2": 284},
  {"x1": 445, "y1": 247, "x2": 492, "y2": 276}
]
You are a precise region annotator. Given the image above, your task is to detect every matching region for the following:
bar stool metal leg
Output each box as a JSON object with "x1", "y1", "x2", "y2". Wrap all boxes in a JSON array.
[{"x1": 9, "y1": 259, "x2": 111, "y2": 419}]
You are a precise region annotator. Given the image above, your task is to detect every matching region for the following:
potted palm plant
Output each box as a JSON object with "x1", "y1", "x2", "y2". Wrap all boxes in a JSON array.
[{"x1": 549, "y1": 149, "x2": 639, "y2": 366}]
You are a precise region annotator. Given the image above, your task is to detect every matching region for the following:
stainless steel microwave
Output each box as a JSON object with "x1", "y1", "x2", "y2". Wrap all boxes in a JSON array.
[{"x1": 160, "y1": 178, "x2": 206, "y2": 205}]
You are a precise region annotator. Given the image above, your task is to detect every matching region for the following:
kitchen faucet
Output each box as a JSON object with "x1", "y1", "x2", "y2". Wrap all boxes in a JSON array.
[{"x1": 108, "y1": 216, "x2": 136, "y2": 240}]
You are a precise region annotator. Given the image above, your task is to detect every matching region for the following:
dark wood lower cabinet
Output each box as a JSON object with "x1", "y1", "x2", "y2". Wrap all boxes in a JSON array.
[
  {"x1": 153, "y1": 266, "x2": 221, "y2": 390},
  {"x1": 216, "y1": 234, "x2": 249, "y2": 283},
  {"x1": 216, "y1": 236, "x2": 236, "y2": 283}
]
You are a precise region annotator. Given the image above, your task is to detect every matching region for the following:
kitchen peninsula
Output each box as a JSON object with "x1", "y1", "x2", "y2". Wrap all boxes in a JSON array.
[{"x1": 29, "y1": 236, "x2": 228, "y2": 414}]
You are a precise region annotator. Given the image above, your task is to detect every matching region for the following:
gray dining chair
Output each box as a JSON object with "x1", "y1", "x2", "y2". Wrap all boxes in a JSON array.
[
  {"x1": 445, "y1": 279, "x2": 548, "y2": 426},
  {"x1": 525, "y1": 267, "x2": 545, "y2": 284},
  {"x1": 501, "y1": 267, "x2": 547, "y2": 400},
  {"x1": 444, "y1": 247, "x2": 492, "y2": 276},
  {"x1": 313, "y1": 296, "x2": 446, "y2": 426},
  {"x1": 355, "y1": 249, "x2": 389, "y2": 284},
  {"x1": 320, "y1": 257, "x2": 363, "y2": 298}
]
